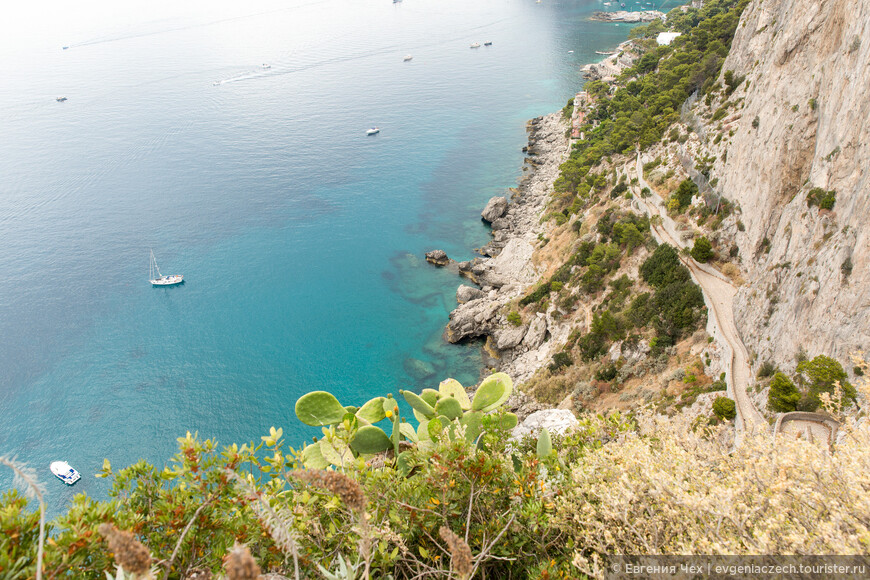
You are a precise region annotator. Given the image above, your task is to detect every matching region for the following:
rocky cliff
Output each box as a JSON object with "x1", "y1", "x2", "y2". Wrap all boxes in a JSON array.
[{"x1": 714, "y1": 0, "x2": 870, "y2": 370}]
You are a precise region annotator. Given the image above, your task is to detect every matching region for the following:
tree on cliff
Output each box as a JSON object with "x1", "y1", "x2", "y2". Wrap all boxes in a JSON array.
[
  {"x1": 691, "y1": 236, "x2": 714, "y2": 263},
  {"x1": 767, "y1": 372, "x2": 801, "y2": 413},
  {"x1": 795, "y1": 355, "x2": 856, "y2": 410}
]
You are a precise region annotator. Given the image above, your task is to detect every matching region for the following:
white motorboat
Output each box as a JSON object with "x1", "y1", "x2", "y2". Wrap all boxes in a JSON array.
[
  {"x1": 366, "y1": 127, "x2": 380, "y2": 135},
  {"x1": 50, "y1": 461, "x2": 81, "y2": 485},
  {"x1": 470, "y1": 42, "x2": 481, "y2": 48},
  {"x1": 149, "y1": 249, "x2": 184, "y2": 286},
  {"x1": 262, "y1": 63, "x2": 271, "y2": 69},
  {"x1": 403, "y1": 54, "x2": 413, "y2": 61},
  {"x1": 56, "y1": 96, "x2": 67, "y2": 102}
]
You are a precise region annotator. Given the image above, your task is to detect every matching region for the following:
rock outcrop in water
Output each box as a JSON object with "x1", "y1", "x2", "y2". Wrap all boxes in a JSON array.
[{"x1": 436, "y1": 113, "x2": 571, "y2": 382}]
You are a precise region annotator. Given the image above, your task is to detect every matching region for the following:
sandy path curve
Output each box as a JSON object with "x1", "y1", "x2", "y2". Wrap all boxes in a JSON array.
[{"x1": 631, "y1": 154, "x2": 767, "y2": 435}]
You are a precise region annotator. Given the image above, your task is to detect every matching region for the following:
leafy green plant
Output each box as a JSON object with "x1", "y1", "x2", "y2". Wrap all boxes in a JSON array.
[
  {"x1": 691, "y1": 236, "x2": 714, "y2": 263},
  {"x1": 767, "y1": 372, "x2": 800, "y2": 413},
  {"x1": 712, "y1": 396, "x2": 736, "y2": 421}
]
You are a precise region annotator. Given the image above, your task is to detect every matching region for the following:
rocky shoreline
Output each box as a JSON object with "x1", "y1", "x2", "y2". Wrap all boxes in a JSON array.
[
  {"x1": 590, "y1": 10, "x2": 664, "y2": 23},
  {"x1": 425, "y1": 112, "x2": 571, "y2": 406}
]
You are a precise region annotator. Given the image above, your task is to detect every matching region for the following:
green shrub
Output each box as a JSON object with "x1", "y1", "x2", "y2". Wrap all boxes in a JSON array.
[
  {"x1": 507, "y1": 311, "x2": 522, "y2": 326},
  {"x1": 640, "y1": 244, "x2": 689, "y2": 288},
  {"x1": 767, "y1": 372, "x2": 801, "y2": 413},
  {"x1": 691, "y1": 236, "x2": 714, "y2": 263},
  {"x1": 756, "y1": 360, "x2": 777, "y2": 378},
  {"x1": 520, "y1": 282, "x2": 551, "y2": 306},
  {"x1": 806, "y1": 187, "x2": 836, "y2": 210},
  {"x1": 796, "y1": 354, "x2": 856, "y2": 408},
  {"x1": 549, "y1": 351, "x2": 573, "y2": 372},
  {"x1": 712, "y1": 396, "x2": 737, "y2": 421},
  {"x1": 595, "y1": 363, "x2": 619, "y2": 382}
]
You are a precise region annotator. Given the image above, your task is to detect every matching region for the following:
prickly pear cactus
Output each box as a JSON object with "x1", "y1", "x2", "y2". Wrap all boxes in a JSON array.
[
  {"x1": 400, "y1": 390, "x2": 435, "y2": 419},
  {"x1": 438, "y1": 378, "x2": 471, "y2": 410},
  {"x1": 536, "y1": 427, "x2": 553, "y2": 459},
  {"x1": 301, "y1": 442, "x2": 329, "y2": 469},
  {"x1": 434, "y1": 396, "x2": 463, "y2": 420},
  {"x1": 295, "y1": 391, "x2": 349, "y2": 426},
  {"x1": 355, "y1": 397, "x2": 386, "y2": 424},
  {"x1": 470, "y1": 372, "x2": 513, "y2": 413},
  {"x1": 349, "y1": 425, "x2": 392, "y2": 455}
]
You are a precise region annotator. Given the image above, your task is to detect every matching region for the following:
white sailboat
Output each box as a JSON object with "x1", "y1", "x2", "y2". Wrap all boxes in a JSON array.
[{"x1": 149, "y1": 249, "x2": 183, "y2": 286}]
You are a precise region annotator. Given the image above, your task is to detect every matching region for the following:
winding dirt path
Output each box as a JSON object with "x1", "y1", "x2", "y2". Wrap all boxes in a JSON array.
[{"x1": 631, "y1": 154, "x2": 767, "y2": 435}]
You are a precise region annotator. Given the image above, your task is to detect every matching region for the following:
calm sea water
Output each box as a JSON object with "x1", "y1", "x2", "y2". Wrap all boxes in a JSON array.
[{"x1": 0, "y1": 0, "x2": 677, "y2": 511}]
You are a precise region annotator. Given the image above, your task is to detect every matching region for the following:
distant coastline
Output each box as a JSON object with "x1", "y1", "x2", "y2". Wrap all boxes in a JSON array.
[{"x1": 590, "y1": 10, "x2": 665, "y2": 23}]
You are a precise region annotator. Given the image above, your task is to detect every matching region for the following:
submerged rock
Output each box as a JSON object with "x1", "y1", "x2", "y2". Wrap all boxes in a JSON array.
[
  {"x1": 424, "y1": 249, "x2": 450, "y2": 266},
  {"x1": 481, "y1": 196, "x2": 508, "y2": 223},
  {"x1": 403, "y1": 358, "x2": 436, "y2": 381}
]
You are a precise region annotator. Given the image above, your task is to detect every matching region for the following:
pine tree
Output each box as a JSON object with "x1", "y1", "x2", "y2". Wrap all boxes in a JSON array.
[{"x1": 767, "y1": 372, "x2": 801, "y2": 413}]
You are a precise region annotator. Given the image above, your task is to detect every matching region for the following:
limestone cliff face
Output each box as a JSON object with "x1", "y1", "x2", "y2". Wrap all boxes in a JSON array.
[{"x1": 714, "y1": 0, "x2": 870, "y2": 369}]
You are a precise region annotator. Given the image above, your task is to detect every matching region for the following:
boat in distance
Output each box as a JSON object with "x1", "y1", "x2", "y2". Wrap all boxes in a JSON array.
[
  {"x1": 470, "y1": 42, "x2": 481, "y2": 48},
  {"x1": 366, "y1": 127, "x2": 380, "y2": 135},
  {"x1": 149, "y1": 249, "x2": 184, "y2": 286},
  {"x1": 262, "y1": 63, "x2": 271, "y2": 69},
  {"x1": 50, "y1": 461, "x2": 81, "y2": 485},
  {"x1": 484, "y1": 41, "x2": 493, "y2": 46},
  {"x1": 403, "y1": 54, "x2": 413, "y2": 61},
  {"x1": 56, "y1": 96, "x2": 67, "y2": 102}
]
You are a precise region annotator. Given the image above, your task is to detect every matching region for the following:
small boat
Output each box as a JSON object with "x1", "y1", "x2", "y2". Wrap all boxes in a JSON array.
[
  {"x1": 262, "y1": 63, "x2": 271, "y2": 69},
  {"x1": 366, "y1": 127, "x2": 380, "y2": 135},
  {"x1": 568, "y1": 50, "x2": 574, "y2": 53},
  {"x1": 621, "y1": 2, "x2": 626, "y2": 7},
  {"x1": 403, "y1": 54, "x2": 413, "y2": 61},
  {"x1": 470, "y1": 42, "x2": 481, "y2": 48},
  {"x1": 149, "y1": 249, "x2": 184, "y2": 286},
  {"x1": 50, "y1": 461, "x2": 80, "y2": 485},
  {"x1": 62, "y1": 46, "x2": 69, "y2": 50},
  {"x1": 56, "y1": 96, "x2": 67, "y2": 102},
  {"x1": 483, "y1": 41, "x2": 493, "y2": 46},
  {"x1": 213, "y1": 81, "x2": 220, "y2": 86}
]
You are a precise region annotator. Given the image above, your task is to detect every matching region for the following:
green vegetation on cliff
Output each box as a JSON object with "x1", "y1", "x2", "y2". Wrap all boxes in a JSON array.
[{"x1": 554, "y1": 0, "x2": 749, "y2": 206}]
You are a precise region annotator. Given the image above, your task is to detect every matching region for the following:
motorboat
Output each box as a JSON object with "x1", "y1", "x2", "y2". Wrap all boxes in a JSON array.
[
  {"x1": 403, "y1": 54, "x2": 413, "y2": 61},
  {"x1": 62, "y1": 46, "x2": 69, "y2": 50},
  {"x1": 366, "y1": 127, "x2": 380, "y2": 135},
  {"x1": 50, "y1": 461, "x2": 80, "y2": 485},
  {"x1": 56, "y1": 96, "x2": 67, "y2": 102},
  {"x1": 149, "y1": 249, "x2": 184, "y2": 286},
  {"x1": 262, "y1": 63, "x2": 271, "y2": 69},
  {"x1": 470, "y1": 42, "x2": 481, "y2": 48},
  {"x1": 484, "y1": 41, "x2": 493, "y2": 46}
]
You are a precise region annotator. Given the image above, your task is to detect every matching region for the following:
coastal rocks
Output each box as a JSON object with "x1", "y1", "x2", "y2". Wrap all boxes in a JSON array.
[
  {"x1": 445, "y1": 296, "x2": 505, "y2": 343},
  {"x1": 424, "y1": 249, "x2": 450, "y2": 266},
  {"x1": 609, "y1": 339, "x2": 651, "y2": 364},
  {"x1": 481, "y1": 196, "x2": 508, "y2": 223},
  {"x1": 495, "y1": 324, "x2": 528, "y2": 350},
  {"x1": 436, "y1": 112, "x2": 570, "y2": 400},
  {"x1": 456, "y1": 285, "x2": 484, "y2": 304},
  {"x1": 521, "y1": 314, "x2": 548, "y2": 349},
  {"x1": 590, "y1": 10, "x2": 665, "y2": 23},
  {"x1": 511, "y1": 409, "x2": 579, "y2": 440}
]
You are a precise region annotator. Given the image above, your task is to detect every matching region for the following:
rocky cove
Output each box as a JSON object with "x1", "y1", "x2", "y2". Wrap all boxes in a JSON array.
[{"x1": 424, "y1": 111, "x2": 574, "y2": 414}]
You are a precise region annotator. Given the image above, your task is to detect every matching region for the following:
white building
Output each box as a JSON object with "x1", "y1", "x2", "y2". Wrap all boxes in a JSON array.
[{"x1": 656, "y1": 32, "x2": 682, "y2": 46}]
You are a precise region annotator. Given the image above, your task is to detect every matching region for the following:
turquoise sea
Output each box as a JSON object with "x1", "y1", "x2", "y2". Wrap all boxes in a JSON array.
[{"x1": 0, "y1": 0, "x2": 678, "y2": 512}]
